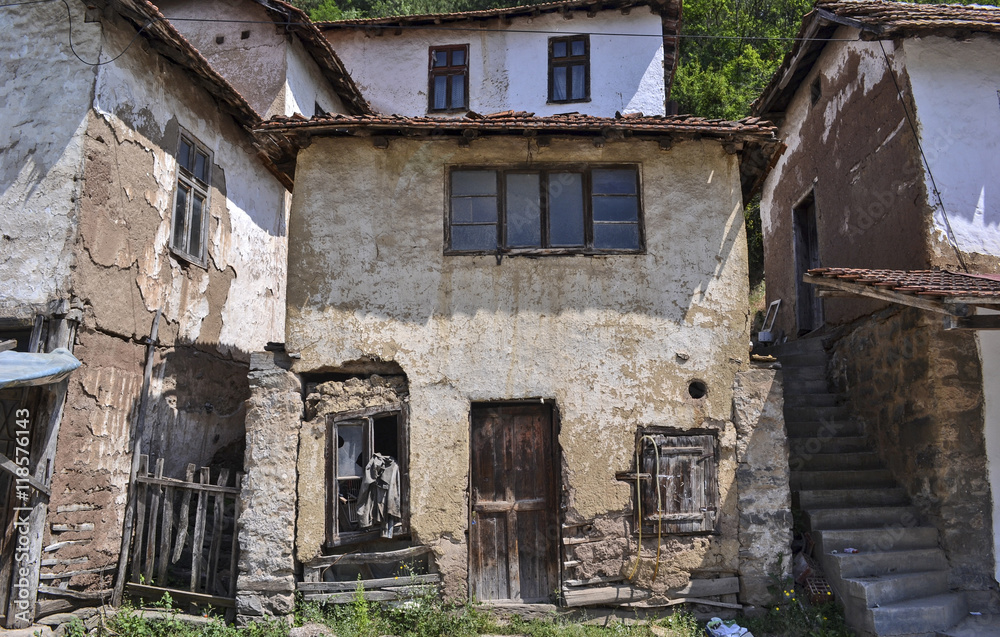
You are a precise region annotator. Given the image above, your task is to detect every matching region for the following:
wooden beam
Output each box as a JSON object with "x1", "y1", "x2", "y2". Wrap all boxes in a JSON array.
[
  {"x1": 297, "y1": 573, "x2": 439, "y2": 592},
  {"x1": 303, "y1": 590, "x2": 400, "y2": 603},
  {"x1": 0, "y1": 451, "x2": 50, "y2": 495},
  {"x1": 0, "y1": 339, "x2": 16, "y2": 352},
  {"x1": 667, "y1": 576, "x2": 739, "y2": 597},
  {"x1": 304, "y1": 544, "x2": 431, "y2": 567},
  {"x1": 125, "y1": 583, "x2": 235, "y2": 609},
  {"x1": 562, "y1": 584, "x2": 650, "y2": 607},
  {"x1": 805, "y1": 275, "x2": 957, "y2": 315}
]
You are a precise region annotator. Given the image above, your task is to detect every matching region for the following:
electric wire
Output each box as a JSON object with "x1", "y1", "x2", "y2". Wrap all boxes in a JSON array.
[{"x1": 878, "y1": 40, "x2": 969, "y2": 272}]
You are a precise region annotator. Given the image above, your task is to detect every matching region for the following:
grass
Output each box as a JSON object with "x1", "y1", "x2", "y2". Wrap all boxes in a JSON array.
[{"x1": 76, "y1": 580, "x2": 855, "y2": 637}]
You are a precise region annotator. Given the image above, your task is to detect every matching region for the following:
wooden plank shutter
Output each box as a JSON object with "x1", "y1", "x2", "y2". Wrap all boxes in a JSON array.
[{"x1": 640, "y1": 434, "x2": 717, "y2": 534}]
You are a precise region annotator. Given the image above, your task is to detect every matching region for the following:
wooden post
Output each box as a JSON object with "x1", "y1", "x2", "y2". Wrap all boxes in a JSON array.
[
  {"x1": 143, "y1": 458, "x2": 164, "y2": 584},
  {"x1": 112, "y1": 309, "x2": 161, "y2": 607},
  {"x1": 172, "y1": 464, "x2": 196, "y2": 564}
]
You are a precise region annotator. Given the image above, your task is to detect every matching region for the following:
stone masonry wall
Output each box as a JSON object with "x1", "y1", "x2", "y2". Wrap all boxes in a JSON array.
[{"x1": 828, "y1": 306, "x2": 997, "y2": 608}]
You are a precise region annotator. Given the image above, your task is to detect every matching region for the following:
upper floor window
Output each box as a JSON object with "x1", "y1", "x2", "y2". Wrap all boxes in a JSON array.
[
  {"x1": 447, "y1": 166, "x2": 643, "y2": 254},
  {"x1": 171, "y1": 131, "x2": 211, "y2": 265},
  {"x1": 429, "y1": 44, "x2": 469, "y2": 112},
  {"x1": 549, "y1": 35, "x2": 589, "y2": 103}
]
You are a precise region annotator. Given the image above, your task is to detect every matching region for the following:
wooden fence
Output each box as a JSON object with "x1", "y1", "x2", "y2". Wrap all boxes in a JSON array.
[{"x1": 125, "y1": 456, "x2": 242, "y2": 611}]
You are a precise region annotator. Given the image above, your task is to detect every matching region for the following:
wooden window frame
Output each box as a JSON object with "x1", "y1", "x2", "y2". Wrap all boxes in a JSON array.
[
  {"x1": 445, "y1": 164, "x2": 645, "y2": 256},
  {"x1": 548, "y1": 35, "x2": 590, "y2": 104},
  {"x1": 428, "y1": 44, "x2": 470, "y2": 113},
  {"x1": 170, "y1": 130, "x2": 212, "y2": 267},
  {"x1": 325, "y1": 404, "x2": 410, "y2": 548},
  {"x1": 633, "y1": 427, "x2": 718, "y2": 535}
]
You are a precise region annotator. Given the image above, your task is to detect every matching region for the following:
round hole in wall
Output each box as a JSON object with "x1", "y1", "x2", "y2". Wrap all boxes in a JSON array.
[{"x1": 688, "y1": 380, "x2": 708, "y2": 399}]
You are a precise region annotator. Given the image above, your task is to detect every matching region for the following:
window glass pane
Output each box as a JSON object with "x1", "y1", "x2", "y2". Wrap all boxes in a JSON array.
[
  {"x1": 552, "y1": 41, "x2": 567, "y2": 58},
  {"x1": 571, "y1": 64, "x2": 586, "y2": 100},
  {"x1": 433, "y1": 50, "x2": 448, "y2": 67},
  {"x1": 189, "y1": 193, "x2": 205, "y2": 258},
  {"x1": 548, "y1": 172, "x2": 584, "y2": 246},
  {"x1": 594, "y1": 222, "x2": 640, "y2": 250},
  {"x1": 178, "y1": 138, "x2": 193, "y2": 171},
  {"x1": 451, "y1": 224, "x2": 497, "y2": 251},
  {"x1": 452, "y1": 196, "x2": 497, "y2": 223},
  {"x1": 450, "y1": 74, "x2": 465, "y2": 109},
  {"x1": 552, "y1": 66, "x2": 567, "y2": 101},
  {"x1": 593, "y1": 196, "x2": 639, "y2": 222},
  {"x1": 173, "y1": 184, "x2": 189, "y2": 250},
  {"x1": 452, "y1": 171, "x2": 497, "y2": 196},
  {"x1": 194, "y1": 151, "x2": 209, "y2": 183},
  {"x1": 592, "y1": 169, "x2": 638, "y2": 195},
  {"x1": 505, "y1": 173, "x2": 541, "y2": 247},
  {"x1": 571, "y1": 39, "x2": 585, "y2": 56},
  {"x1": 337, "y1": 422, "x2": 365, "y2": 478},
  {"x1": 452, "y1": 48, "x2": 465, "y2": 66},
  {"x1": 433, "y1": 75, "x2": 448, "y2": 110}
]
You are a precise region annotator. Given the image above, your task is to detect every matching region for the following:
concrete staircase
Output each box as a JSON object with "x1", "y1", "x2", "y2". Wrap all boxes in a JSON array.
[{"x1": 778, "y1": 337, "x2": 968, "y2": 637}]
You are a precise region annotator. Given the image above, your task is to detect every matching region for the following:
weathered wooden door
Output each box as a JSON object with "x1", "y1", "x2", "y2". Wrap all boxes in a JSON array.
[{"x1": 470, "y1": 403, "x2": 558, "y2": 603}]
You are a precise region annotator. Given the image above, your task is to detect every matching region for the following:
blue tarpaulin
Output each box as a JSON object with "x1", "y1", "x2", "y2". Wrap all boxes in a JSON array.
[{"x1": 0, "y1": 348, "x2": 81, "y2": 390}]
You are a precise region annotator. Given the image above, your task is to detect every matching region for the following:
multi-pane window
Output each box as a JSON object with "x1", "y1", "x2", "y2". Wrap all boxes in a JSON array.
[
  {"x1": 549, "y1": 35, "x2": 589, "y2": 103},
  {"x1": 171, "y1": 132, "x2": 211, "y2": 265},
  {"x1": 429, "y1": 45, "x2": 469, "y2": 112},
  {"x1": 447, "y1": 166, "x2": 643, "y2": 254}
]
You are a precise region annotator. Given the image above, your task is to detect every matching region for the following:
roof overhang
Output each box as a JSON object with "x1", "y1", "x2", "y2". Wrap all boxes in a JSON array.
[{"x1": 806, "y1": 267, "x2": 1000, "y2": 330}]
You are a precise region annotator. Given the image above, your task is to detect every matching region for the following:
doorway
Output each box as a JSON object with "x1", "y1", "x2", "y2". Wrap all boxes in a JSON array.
[
  {"x1": 793, "y1": 193, "x2": 823, "y2": 335},
  {"x1": 469, "y1": 403, "x2": 559, "y2": 603}
]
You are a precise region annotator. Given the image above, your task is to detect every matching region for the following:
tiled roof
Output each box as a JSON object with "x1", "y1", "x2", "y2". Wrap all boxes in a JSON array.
[
  {"x1": 806, "y1": 268, "x2": 1000, "y2": 299},
  {"x1": 316, "y1": 0, "x2": 678, "y2": 27},
  {"x1": 817, "y1": 0, "x2": 1000, "y2": 36},
  {"x1": 257, "y1": 111, "x2": 777, "y2": 137}
]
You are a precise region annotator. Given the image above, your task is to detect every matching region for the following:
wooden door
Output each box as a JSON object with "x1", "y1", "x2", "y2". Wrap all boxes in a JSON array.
[{"x1": 470, "y1": 403, "x2": 558, "y2": 603}]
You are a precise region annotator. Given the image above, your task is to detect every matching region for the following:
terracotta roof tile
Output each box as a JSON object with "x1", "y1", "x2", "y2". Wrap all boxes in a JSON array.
[
  {"x1": 817, "y1": 0, "x2": 1000, "y2": 36},
  {"x1": 806, "y1": 268, "x2": 1000, "y2": 299}
]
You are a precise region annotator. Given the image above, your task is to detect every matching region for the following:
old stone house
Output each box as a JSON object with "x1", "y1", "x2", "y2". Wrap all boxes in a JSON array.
[
  {"x1": 0, "y1": 0, "x2": 366, "y2": 626},
  {"x1": 242, "y1": 0, "x2": 792, "y2": 622},
  {"x1": 754, "y1": 1, "x2": 1000, "y2": 634}
]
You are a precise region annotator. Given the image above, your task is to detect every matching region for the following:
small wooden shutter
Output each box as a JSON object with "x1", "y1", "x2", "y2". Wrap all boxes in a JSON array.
[{"x1": 639, "y1": 433, "x2": 717, "y2": 534}]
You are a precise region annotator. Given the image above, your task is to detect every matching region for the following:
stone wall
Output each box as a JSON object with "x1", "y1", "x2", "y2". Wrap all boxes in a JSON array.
[
  {"x1": 733, "y1": 366, "x2": 791, "y2": 607},
  {"x1": 828, "y1": 306, "x2": 997, "y2": 607}
]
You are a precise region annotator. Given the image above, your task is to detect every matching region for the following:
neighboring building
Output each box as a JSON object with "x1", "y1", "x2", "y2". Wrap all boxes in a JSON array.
[
  {"x1": 754, "y1": 1, "x2": 1000, "y2": 634},
  {"x1": 317, "y1": 0, "x2": 682, "y2": 117},
  {"x1": 240, "y1": 0, "x2": 791, "y2": 619},
  {"x1": 0, "y1": 0, "x2": 359, "y2": 626}
]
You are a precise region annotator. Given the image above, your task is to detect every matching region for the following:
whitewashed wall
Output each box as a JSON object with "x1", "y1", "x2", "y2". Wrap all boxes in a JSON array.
[
  {"x1": 905, "y1": 35, "x2": 1000, "y2": 261},
  {"x1": 324, "y1": 7, "x2": 665, "y2": 117},
  {"x1": 0, "y1": 1, "x2": 101, "y2": 309}
]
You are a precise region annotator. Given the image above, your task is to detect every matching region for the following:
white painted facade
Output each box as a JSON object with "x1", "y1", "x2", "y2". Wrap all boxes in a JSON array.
[
  {"x1": 323, "y1": 7, "x2": 665, "y2": 117},
  {"x1": 156, "y1": 0, "x2": 348, "y2": 118},
  {"x1": 905, "y1": 35, "x2": 1000, "y2": 260}
]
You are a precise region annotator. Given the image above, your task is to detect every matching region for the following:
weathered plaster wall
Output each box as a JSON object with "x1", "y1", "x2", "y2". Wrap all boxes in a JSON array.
[
  {"x1": 828, "y1": 307, "x2": 997, "y2": 607},
  {"x1": 323, "y1": 8, "x2": 665, "y2": 117},
  {"x1": 904, "y1": 35, "x2": 1000, "y2": 271},
  {"x1": 41, "y1": 9, "x2": 289, "y2": 586},
  {"x1": 760, "y1": 29, "x2": 931, "y2": 335},
  {"x1": 286, "y1": 134, "x2": 750, "y2": 594},
  {"x1": 285, "y1": 35, "x2": 348, "y2": 117},
  {"x1": 0, "y1": 1, "x2": 100, "y2": 309},
  {"x1": 732, "y1": 367, "x2": 791, "y2": 606},
  {"x1": 977, "y1": 310, "x2": 1000, "y2": 585}
]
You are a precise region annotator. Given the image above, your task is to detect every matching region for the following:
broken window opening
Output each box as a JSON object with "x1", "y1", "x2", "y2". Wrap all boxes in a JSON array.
[
  {"x1": 326, "y1": 405, "x2": 409, "y2": 548},
  {"x1": 447, "y1": 165, "x2": 643, "y2": 254},
  {"x1": 170, "y1": 130, "x2": 212, "y2": 267},
  {"x1": 429, "y1": 44, "x2": 469, "y2": 112},
  {"x1": 630, "y1": 428, "x2": 718, "y2": 535}
]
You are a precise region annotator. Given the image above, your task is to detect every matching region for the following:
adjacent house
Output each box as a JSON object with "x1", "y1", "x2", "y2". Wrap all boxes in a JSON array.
[
  {"x1": 241, "y1": 0, "x2": 790, "y2": 620},
  {"x1": 0, "y1": 0, "x2": 364, "y2": 626},
  {"x1": 754, "y1": 1, "x2": 1000, "y2": 634}
]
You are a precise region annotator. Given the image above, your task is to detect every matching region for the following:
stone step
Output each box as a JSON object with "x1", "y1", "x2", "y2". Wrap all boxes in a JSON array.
[
  {"x1": 785, "y1": 404, "x2": 851, "y2": 422},
  {"x1": 789, "y1": 435, "x2": 871, "y2": 455},
  {"x1": 805, "y1": 505, "x2": 919, "y2": 530},
  {"x1": 937, "y1": 611, "x2": 1000, "y2": 636},
  {"x1": 785, "y1": 393, "x2": 840, "y2": 407},
  {"x1": 842, "y1": 569, "x2": 949, "y2": 608},
  {"x1": 777, "y1": 351, "x2": 828, "y2": 367},
  {"x1": 773, "y1": 337, "x2": 827, "y2": 356},
  {"x1": 867, "y1": 592, "x2": 967, "y2": 636},
  {"x1": 797, "y1": 487, "x2": 909, "y2": 509},
  {"x1": 814, "y1": 526, "x2": 940, "y2": 554},
  {"x1": 782, "y1": 379, "x2": 830, "y2": 394},
  {"x1": 782, "y1": 365, "x2": 827, "y2": 382},
  {"x1": 822, "y1": 547, "x2": 949, "y2": 579},
  {"x1": 786, "y1": 420, "x2": 862, "y2": 438},
  {"x1": 791, "y1": 469, "x2": 896, "y2": 491},
  {"x1": 790, "y1": 451, "x2": 883, "y2": 472}
]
